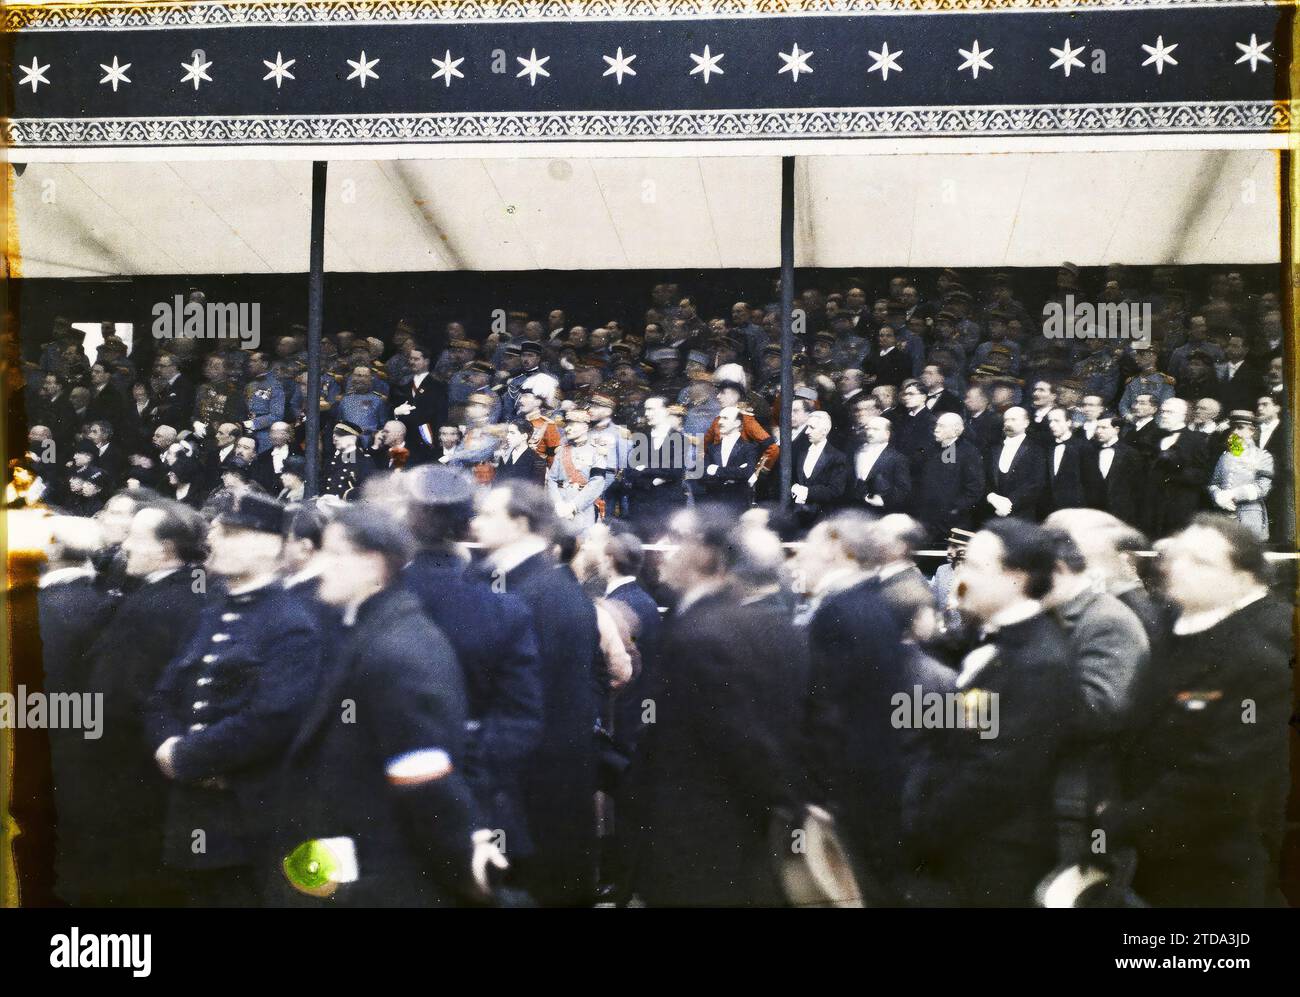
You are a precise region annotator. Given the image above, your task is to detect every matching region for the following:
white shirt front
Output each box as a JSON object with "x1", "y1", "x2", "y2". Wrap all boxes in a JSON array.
[
  {"x1": 1098, "y1": 443, "x2": 1116, "y2": 478},
  {"x1": 856, "y1": 442, "x2": 886, "y2": 482},
  {"x1": 1260, "y1": 418, "x2": 1278, "y2": 450},
  {"x1": 803, "y1": 440, "x2": 826, "y2": 479},
  {"x1": 271, "y1": 444, "x2": 289, "y2": 474},
  {"x1": 720, "y1": 432, "x2": 739, "y2": 467},
  {"x1": 1053, "y1": 440, "x2": 1067, "y2": 475},
  {"x1": 998, "y1": 433, "x2": 1025, "y2": 474}
]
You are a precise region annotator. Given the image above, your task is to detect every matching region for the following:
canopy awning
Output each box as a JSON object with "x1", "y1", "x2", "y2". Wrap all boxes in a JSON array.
[{"x1": 9, "y1": 149, "x2": 1279, "y2": 276}]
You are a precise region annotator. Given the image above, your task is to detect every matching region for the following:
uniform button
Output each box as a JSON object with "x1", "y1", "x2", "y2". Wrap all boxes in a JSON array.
[
  {"x1": 196, "y1": 676, "x2": 212, "y2": 686},
  {"x1": 221, "y1": 612, "x2": 241, "y2": 622},
  {"x1": 202, "y1": 654, "x2": 218, "y2": 664},
  {"x1": 189, "y1": 723, "x2": 207, "y2": 732},
  {"x1": 211, "y1": 633, "x2": 230, "y2": 642},
  {"x1": 193, "y1": 701, "x2": 208, "y2": 711}
]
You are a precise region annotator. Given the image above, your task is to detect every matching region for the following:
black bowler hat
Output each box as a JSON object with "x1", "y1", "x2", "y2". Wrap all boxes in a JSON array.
[
  {"x1": 402, "y1": 465, "x2": 476, "y2": 508},
  {"x1": 218, "y1": 491, "x2": 287, "y2": 535}
]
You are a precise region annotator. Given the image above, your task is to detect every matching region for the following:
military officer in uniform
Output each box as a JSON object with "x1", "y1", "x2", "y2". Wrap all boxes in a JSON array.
[
  {"x1": 242, "y1": 351, "x2": 287, "y2": 454},
  {"x1": 147, "y1": 493, "x2": 324, "y2": 905},
  {"x1": 1072, "y1": 341, "x2": 1122, "y2": 408},
  {"x1": 547, "y1": 409, "x2": 610, "y2": 533},
  {"x1": 1118, "y1": 346, "x2": 1176, "y2": 419},
  {"x1": 322, "y1": 421, "x2": 372, "y2": 501}
]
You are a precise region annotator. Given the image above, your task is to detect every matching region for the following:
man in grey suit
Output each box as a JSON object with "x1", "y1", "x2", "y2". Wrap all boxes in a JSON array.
[{"x1": 1042, "y1": 527, "x2": 1150, "y2": 873}]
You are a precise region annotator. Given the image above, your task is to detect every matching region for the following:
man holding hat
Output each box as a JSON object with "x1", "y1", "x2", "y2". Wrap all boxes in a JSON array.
[{"x1": 148, "y1": 492, "x2": 324, "y2": 905}]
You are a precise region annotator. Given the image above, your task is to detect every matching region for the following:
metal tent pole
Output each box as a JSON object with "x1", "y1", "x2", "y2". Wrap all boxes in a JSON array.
[
  {"x1": 778, "y1": 155, "x2": 796, "y2": 513},
  {"x1": 304, "y1": 160, "x2": 327, "y2": 498}
]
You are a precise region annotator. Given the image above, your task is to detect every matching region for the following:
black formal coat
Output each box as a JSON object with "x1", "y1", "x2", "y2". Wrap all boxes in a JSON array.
[
  {"x1": 699, "y1": 436, "x2": 758, "y2": 510},
  {"x1": 268, "y1": 588, "x2": 484, "y2": 907},
  {"x1": 1083, "y1": 441, "x2": 1145, "y2": 526},
  {"x1": 39, "y1": 574, "x2": 119, "y2": 905},
  {"x1": 627, "y1": 590, "x2": 809, "y2": 906},
  {"x1": 964, "y1": 408, "x2": 1004, "y2": 452},
  {"x1": 156, "y1": 374, "x2": 196, "y2": 430},
  {"x1": 86, "y1": 383, "x2": 126, "y2": 431},
  {"x1": 606, "y1": 579, "x2": 662, "y2": 762},
  {"x1": 984, "y1": 437, "x2": 1047, "y2": 521},
  {"x1": 55, "y1": 569, "x2": 206, "y2": 904},
  {"x1": 863, "y1": 348, "x2": 912, "y2": 389},
  {"x1": 623, "y1": 430, "x2": 693, "y2": 537},
  {"x1": 122, "y1": 399, "x2": 161, "y2": 452},
  {"x1": 1215, "y1": 363, "x2": 1264, "y2": 414},
  {"x1": 392, "y1": 373, "x2": 449, "y2": 463},
  {"x1": 804, "y1": 576, "x2": 923, "y2": 898},
  {"x1": 489, "y1": 552, "x2": 600, "y2": 906},
  {"x1": 1142, "y1": 430, "x2": 1209, "y2": 537},
  {"x1": 852, "y1": 444, "x2": 912, "y2": 513},
  {"x1": 34, "y1": 394, "x2": 79, "y2": 455},
  {"x1": 924, "y1": 390, "x2": 964, "y2": 417},
  {"x1": 250, "y1": 448, "x2": 289, "y2": 495},
  {"x1": 890, "y1": 407, "x2": 938, "y2": 471},
  {"x1": 147, "y1": 581, "x2": 323, "y2": 876},
  {"x1": 92, "y1": 442, "x2": 127, "y2": 490},
  {"x1": 1260, "y1": 419, "x2": 1290, "y2": 546},
  {"x1": 792, "y1": 441, "x2": 849, "y2": 523},
  {"x1": 1116, "y1": 596, "x2": 1292, "y2": 906},
  {"x1": 913, "y1": 437, "x2": 985, "y2": 542},
  {"x1": 1121, "y1": 418, "x2": 1161, "y2": 462},
  {"x1": 1042, "y1": 435, "x2": 1090, "y2": 514},
  {"x1": 904, "y1": 611, "x2": 1073, "y2": 907},
  {"x1": 403, "y1": 550, "x2": 544, "y2": 853},
  {"x1": 496, "y1": 446, "x2": 547, "y2": 484}
]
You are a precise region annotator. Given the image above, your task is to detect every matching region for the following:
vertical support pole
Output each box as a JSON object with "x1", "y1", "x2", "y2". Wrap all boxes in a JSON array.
[
  {"x1": 305, "y1": 161, "x2": 327, "y2": 498},
  {"x1": 778, "y1": 156, "x2": 796, "y2": 512}
]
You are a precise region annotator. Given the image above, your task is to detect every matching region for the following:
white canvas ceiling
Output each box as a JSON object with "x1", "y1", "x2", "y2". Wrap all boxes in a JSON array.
[{"x1": 9, "y1": 149, "x2": 1279, "y2": 278}]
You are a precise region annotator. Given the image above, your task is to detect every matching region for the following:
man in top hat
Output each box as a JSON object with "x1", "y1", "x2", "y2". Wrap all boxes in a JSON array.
[
  {"x1": 322, "y1": 421, "x2": 372, "y2": 501},
  {"x1": 148, "y1": 492, "x2": 324, "y2": 905}
]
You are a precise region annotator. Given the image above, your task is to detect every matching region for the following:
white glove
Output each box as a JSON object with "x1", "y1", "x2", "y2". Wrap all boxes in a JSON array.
[
  {"x1": 865, "y1": 493, "x2": 884, "y2": 507},
  {"x1": 470, "y1": 829, "x2": 509, "y2": 898},
  {"x1": 154, "y1": 736, "x2": 181, "y2": 779},
  {"x1": 394, "y1": 402, "x2": 414, "y2": 416}
]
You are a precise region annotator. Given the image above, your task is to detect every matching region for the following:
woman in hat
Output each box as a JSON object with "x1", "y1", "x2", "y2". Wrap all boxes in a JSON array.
[{"x1": 1209, "y1": 411, "x2": 1274, "y2": 542}]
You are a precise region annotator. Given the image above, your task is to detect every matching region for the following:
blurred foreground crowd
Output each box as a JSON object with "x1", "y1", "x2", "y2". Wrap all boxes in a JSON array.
[{"x1": 24, "y1": 465, "x2": 1296, "y2": 908}]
